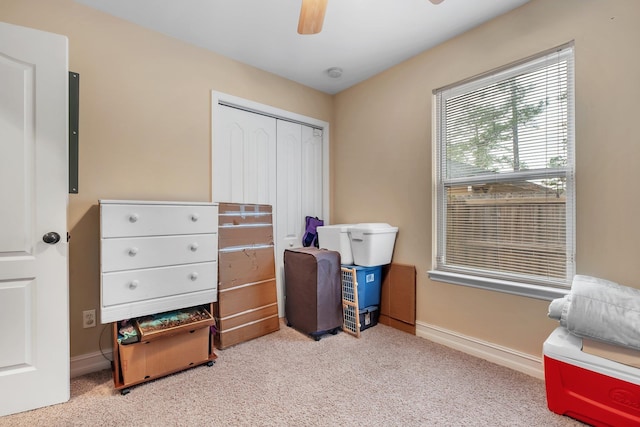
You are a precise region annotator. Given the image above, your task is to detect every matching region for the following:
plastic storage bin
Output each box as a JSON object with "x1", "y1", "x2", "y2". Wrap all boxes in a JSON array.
[
  {"x1": 359, "y1": 305, "x2": 379, "y2": 331},
  {"x1": 543, "y1": 327, "x2": 640, "y2": 426},
  {"x1": 317, "y1": 224, "x2": 354, "y2": 265},
  {"x1": 348, "y1": 223, "x2": 398, "y2": 266},
  {"x1": 350, "y1": 265, "x2": 382, "y2": 309}
]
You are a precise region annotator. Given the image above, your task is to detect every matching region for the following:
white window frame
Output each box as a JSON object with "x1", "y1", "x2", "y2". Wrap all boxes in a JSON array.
[{"x1": 429, "y1": 43, "x2": 575, "y2": 300}]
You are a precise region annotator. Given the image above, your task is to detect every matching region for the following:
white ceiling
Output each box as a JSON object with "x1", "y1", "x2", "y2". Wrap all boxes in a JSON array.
[{"x1": 74, "y1": 0, "x2": 530, "y2": 94}]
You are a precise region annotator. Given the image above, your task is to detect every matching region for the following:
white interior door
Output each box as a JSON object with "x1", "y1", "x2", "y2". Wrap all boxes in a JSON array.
[{"x1": 0, "y1": 22, "x2": 69, "y2": 416}]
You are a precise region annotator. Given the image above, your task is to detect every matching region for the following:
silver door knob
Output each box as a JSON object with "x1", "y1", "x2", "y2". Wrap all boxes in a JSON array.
[{"x1": 43, "y1": 232, "x2": 61, "y2": 244}]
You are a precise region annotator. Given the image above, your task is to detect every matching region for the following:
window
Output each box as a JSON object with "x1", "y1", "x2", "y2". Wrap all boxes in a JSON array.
[{"x1": 429, "y1": 43, "x2": 575, "y2": 300}]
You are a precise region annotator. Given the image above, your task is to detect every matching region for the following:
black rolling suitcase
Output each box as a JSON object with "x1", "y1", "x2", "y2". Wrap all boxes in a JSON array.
[{"x1": 284, "y1": 247, "x2": 342, "y2": 340}]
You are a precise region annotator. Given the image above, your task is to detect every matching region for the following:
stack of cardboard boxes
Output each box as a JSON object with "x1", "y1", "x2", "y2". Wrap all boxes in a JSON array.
[{"x1": 215, "y1": 203, "x2": 280, "y2": 349}]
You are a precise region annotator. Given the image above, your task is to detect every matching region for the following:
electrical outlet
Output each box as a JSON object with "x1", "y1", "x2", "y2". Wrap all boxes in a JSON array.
[{"x1": 82, "y1": 309, "x2": 96, "y2": 328}]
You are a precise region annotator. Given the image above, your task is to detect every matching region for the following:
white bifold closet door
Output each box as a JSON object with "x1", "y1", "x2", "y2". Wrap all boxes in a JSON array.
[
  {"x1": 212, "y1": 105, "x2": 324, "y2": 317},
  {"x1": 212, "y1": 105, "x2": 277, "y2": 205}
]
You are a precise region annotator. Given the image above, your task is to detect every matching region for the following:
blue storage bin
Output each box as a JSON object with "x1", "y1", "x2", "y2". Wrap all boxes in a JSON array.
[{"x1": 346, "y1": 265, "x2": 382, "y2": 309}]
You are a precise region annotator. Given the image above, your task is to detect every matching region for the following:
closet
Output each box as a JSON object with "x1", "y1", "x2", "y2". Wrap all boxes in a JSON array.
[{"x1": 212, "y1": 96, "x2": 328, "y2": 317}]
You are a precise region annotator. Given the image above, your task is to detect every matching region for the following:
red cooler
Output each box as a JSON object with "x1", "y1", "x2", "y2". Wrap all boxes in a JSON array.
[{"x1": 543, "y1": 327, "x2": 640, "y2": 426}]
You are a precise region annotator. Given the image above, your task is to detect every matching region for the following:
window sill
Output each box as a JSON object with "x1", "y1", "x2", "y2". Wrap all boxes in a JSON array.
[{"x1": 427, "y1": 270, "x2": 569, "y2": 301}]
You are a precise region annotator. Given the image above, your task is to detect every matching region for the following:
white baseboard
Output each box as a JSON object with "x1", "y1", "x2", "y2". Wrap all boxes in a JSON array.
[
  {"x1": 416, "y1": 321, "x2": 544, "y2": 380},
  {"x1": 72, "y1": 325, "x2": 544, "y2": 380},
  {"x1": 70, "y1": 349, "x2": 112, "y2": 378}
]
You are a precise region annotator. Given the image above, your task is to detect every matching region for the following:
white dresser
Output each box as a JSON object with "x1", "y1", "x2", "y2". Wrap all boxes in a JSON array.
[{"x1": 99, "y1": 200, "x2": 219, "y2": 324}]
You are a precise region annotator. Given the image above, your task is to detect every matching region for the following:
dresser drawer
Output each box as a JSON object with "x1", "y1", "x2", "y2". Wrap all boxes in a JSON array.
[
  {"x1": 101, "y1": 234, "x2": 218, "y2": 272},
  {"x1": 101, "y1": 203, "x2": 218, "y2": 237},
  {"x1": 102, "y1": 261, "x2": 217, "y2": 307}
]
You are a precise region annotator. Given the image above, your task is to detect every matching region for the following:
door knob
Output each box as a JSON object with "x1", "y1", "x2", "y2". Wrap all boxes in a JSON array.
[{"x1": 43, "y1": 232, "x2": 61, "y2": 244}]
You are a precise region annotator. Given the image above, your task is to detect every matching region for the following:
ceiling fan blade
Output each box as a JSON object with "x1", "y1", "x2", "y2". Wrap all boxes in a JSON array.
[{"x1": 298, "y1": 0, "x2": 328, "y2": 35}]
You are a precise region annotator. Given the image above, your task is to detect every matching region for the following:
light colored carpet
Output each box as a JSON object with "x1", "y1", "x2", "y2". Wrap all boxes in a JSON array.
[{"x1": 1, "y1": 322, "x2": 585, "y2": 426}]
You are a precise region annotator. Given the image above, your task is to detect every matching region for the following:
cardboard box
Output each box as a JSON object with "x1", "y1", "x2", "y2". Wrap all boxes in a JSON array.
[
  {"x1": 218, "y1": 247, "x2": 275, "y2": 290},
  {"x1": 381, "y1": 263, "x2": 416, "y2": 327},
  {"x1": 218, "y1": 224, "x2": 273, "y2": 249},
  {"x1": 216, "y1": 202, "x2": 279, "y2": 349},
  {"x1": 216, "y1": 303, "x2": 278, "y2": 331},
  {"x1": 215, "y1": 315, "x2": 280, "y2": 349},
  {"x1": 118, "y1": 327, "x2": 210, "y2": 385},
  {"x1": 582, "y1": 338, "x2": 640, "y2": 369},
  {"x1": 215, "y1": 279, "x2": 278, "y2": 318},
  {"x1": 218, "y1": 202, "x2": 272, "y2": 215},
  {"x1": 218, "y1": 202, "x2": 272, "y2": 227}
]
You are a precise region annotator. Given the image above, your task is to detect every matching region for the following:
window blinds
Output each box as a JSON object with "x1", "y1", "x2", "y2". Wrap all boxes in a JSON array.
[{"x1": 433, "y1": 43, "x2": 575, "y2": 289}]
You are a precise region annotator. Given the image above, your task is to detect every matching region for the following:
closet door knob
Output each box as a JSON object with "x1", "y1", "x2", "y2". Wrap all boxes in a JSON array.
[
  {"x1": 129, "y1": 213, "x2": 139, "y2": 223},
  {"x1": 129, "y1": 280, "x2": 139, "y2": 290},
  {"x1": 189, "y1": 243, "x2": 199, "y2": 252},
  {"x1": 189, "y1": 272, "x2": 199, "y2": 281},
  {"x1": 128, "y1": 247, "x2": 138, "y2": 256}
]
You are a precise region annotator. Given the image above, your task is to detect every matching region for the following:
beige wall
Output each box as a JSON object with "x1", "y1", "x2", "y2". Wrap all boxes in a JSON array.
[
  {"x1": 333, "y1": 0, "x2": 640, "y2": 356},
  {"x1": 2, "y1": 0, "x2": 638, "y2": 362},
  {"x1": 0, "y1": 0, "x2": 333, "y2": 357}
]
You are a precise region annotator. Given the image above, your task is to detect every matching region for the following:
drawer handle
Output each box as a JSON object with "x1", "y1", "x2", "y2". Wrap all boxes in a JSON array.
[
  {"x1": 189, "y1": 272, "x2": 199, "y2": 281},
  {"x1": 190, "y1": 213, "x2": 199, "y2": 222},
  {"x1": 129, "y1": 213, "x2": 139, "y2": 223},
  {"x1": 128, "y1": 247, "x2": 138, "y2": 256},
  {"x1": 129, "y1": 280, "x2": 139, "y2": 290},
  {"x1": 189, "y1": 243, "x2": 199, "y2": 252}
]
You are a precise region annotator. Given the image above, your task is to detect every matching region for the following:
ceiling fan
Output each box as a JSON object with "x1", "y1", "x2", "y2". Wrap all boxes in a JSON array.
[{"x1": 297, "y1": 0, "x2": 445, "y2": 35}]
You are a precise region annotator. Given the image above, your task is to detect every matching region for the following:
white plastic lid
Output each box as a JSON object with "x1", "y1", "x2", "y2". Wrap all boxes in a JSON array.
[
  {"x1": 317, "y1": 224, "x2": 353, "y2": 232},
  {"x1": 543, "y1": 327, "x2": 640, "y2": 385},
  {"x1": 350, "y1": 223, "x2": 398, "y2": 234}
]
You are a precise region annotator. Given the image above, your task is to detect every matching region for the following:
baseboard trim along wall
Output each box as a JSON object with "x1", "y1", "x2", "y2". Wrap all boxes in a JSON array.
[
  {"x1": 70, "y1": 350, "x2": 112, "y2": 378},
  {"x1": 72, "y1": 325, "x2": 544, "y2": 380},
  {"x1": 415, "y1": 321, "x2": 544, "y2": 380}
]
